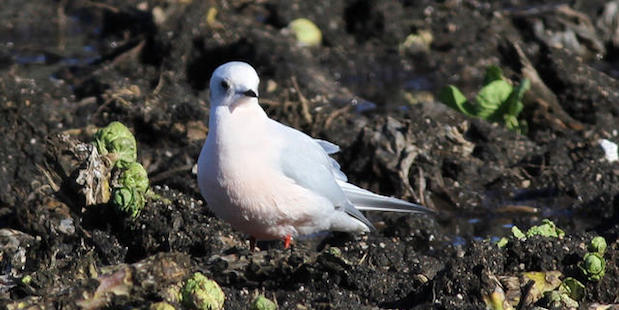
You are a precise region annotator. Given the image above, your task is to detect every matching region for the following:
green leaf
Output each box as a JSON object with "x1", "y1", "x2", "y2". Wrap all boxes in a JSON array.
[
  {"x1": 112, "y1": 162, "x2": 149, "y2": 218},
  {"x1": 504, "y1": 78, "x2": 530, "y2": 117},
  {"x1": 438, "y1": 85, "x2": 476, "y2": 116},
  {"x1": 496, "y1": 237, "x2": 509, "y2": 248},
  {"x1": 112, "y1": 187, "x2": 135, "y2": 214},
  {"x1": 503, "y1": 115, "x2": 519, "y2": 131},
  {"x1": 492, "y1": 78, "x2": 530, "y2": 133},
  {"x1": 119, "y1": 162, "x2": 149, "y2": 193},
  {"x1": 483, "y1": 65, "x2": 504, "y2": 85},
  {"x1": 94, "y1": 121, "x2": 137, "y2": 165},
  {"x1": 511, "y1": 226, "x2": 525, "y2": 240},
  {"x1": 589, "y1": 236, "x2": 607, "y2": 255},
  {"x1": 251, "y1": 295, "x2": 277, "y2": 310},
  {"x1": 526, "y1": 219, "x2": 565, "y2": 238},
  {"x1": 580, "y1": 252, "x2": 606, "y2": 281},
  {"x1": 560, "y1": 277, "x2": 585, "y2": 301},
  {"x1": 475, "y1": 80, "x2": 513, "y2": 120},
  {"x1": 182, "y1": 273, "x2": 225, "y2": 310},
  {"x1": 438, "y1": 66, "x2": 530, "y2": 134}
]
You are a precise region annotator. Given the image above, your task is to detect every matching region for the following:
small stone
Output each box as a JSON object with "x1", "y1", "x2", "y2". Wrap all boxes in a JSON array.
[{"x1": 58, "y1": 218, "x2": 75, "y2": 235}]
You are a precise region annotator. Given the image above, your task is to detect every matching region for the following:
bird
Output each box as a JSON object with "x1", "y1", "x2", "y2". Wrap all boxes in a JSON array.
[{"x1": 197, "y1": 61, "x2": 434, "y2": 250}]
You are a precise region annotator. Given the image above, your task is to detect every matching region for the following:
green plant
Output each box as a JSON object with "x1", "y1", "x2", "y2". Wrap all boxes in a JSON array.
[
  {"x1": 510, "y1": 219, "x2": 564, "y2": 240},
  {"x1": 496, "y1": 237, "x2": 509, "y2": 248},
  {"x1": 112, "y1": 162, "x2": 149, "y2": 218},
  {"x1": 93, "y1": 121, "x2": 150, "y2": 218},
  {"x1": 588, "y1": 236, "x2": 607, "y2": 255},
  {"x1": 438, "y1": 66, "x2": 530, "y2": 133},
  {"x1": 511, "y1": 226, "x2": 525, "y2": 240},
  {"x1": 559, "y1": 277, "x2": 585, "y2": 301},
  {"x1": 580, "y1": 252, "x2": 606, "y2": 281},
  {"x1": 181, "y1": 273, "x2": 225, "y2": 310},
  {"x1": 251, "y1": 295, "x2": 277, "y2": 310},
  {"x1": 525, "y1": 219, "x2": 565, "y2": 238},
  {"x1": 94, "y1": 121, "x2": 137, "y2": 167}
]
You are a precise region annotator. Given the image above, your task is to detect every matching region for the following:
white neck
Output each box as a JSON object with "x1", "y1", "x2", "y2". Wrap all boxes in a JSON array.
[{"x1": 206, "y1": 99, "x2": 267, "y2": 148}]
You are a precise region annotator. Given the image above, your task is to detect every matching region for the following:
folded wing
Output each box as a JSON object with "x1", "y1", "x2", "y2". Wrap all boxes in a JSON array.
[
  {"x1": 337, "y1": 180, "x2": 434, "y2": 214},
  {"x1": 315, "y1": 139, "x2": 434, "y2": 215},
  {"x1": 272, "y1": 122, "x2": 375, "y2": 230}
]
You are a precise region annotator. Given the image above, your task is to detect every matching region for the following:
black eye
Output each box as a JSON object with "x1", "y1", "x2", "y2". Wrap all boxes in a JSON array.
[{"x1": 220, "y1": 81, "x2": 230, "y2": 90}]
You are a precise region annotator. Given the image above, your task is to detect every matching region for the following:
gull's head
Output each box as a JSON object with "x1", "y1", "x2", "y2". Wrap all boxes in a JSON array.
[{"x1": 209, "y1": 61, "x2": 260, "y2": 110}]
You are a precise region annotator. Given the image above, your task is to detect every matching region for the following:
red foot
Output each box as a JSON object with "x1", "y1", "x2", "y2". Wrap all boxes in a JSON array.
[{"x1": 284, "y1": 235, "x2": 292, "y2": 249}]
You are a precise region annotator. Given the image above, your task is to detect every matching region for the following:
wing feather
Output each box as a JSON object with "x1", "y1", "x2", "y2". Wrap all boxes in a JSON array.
[
  {"x1": 337, "y1": 180, "x2": 434, "y2": 214},
  {"x1": 272, "y1": 121, "x2": 373, "y2": 229}
]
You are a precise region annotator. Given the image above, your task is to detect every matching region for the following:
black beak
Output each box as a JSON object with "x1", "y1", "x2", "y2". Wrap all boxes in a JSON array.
[{"x1": 242, "y1": 89, "x2": 258, "y2": 98}]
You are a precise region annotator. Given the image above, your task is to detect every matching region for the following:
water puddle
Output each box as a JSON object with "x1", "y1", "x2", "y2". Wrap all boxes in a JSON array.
[
  {"x1": 3, "y1": 6, "x2": 103, "y2": 75},
  {"x1": 439, "y1": 189, "x2": 600, "y2": 247}
]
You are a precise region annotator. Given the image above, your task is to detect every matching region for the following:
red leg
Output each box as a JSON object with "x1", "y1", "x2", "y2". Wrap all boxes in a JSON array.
[
  {"x1": 249, "y1": 236, "x2": 257, "y2": 252},
  {"x1": 284, "y1": 235, "x2": 292, "y2": 249}
]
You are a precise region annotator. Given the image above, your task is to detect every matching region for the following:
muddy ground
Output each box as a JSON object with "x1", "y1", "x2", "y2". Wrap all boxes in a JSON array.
[{"x1": 0, "y1": 0, "x2": 617, "y2": 309}]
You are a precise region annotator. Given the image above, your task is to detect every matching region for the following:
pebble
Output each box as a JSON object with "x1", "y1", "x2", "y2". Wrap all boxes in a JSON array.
[
  {"x1": 58, "y1": 218, "x2": 75, "y2": 235},
  {"x1": 358, "y1": 241, "x2": 368, "y2": 250},
  {"x1": 598, "y1": 139, "x2": 618, "y2": 162}
]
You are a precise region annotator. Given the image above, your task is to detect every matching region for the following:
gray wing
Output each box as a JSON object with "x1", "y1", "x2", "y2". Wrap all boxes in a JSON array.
[
  {"x1": 314, "y1": 137, "x2": 435, "y2": 215},
  {"x1": 314, "y1": 139, "x2": 347, "y2": 181},
  {"x1": 336, "y1": 180, "x2": 434, "y2": 214},
  {"x1": 314, "y1": 139, "x2": 340, "y2": 154},
  {"x1": 270, "y1": 121, "x2": 374, "y2": 229}
]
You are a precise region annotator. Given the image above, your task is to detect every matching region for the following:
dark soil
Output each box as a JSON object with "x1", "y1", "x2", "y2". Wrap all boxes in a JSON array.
[{"x1": 1, "y1": 0, "x2": 617, "y2": 309}]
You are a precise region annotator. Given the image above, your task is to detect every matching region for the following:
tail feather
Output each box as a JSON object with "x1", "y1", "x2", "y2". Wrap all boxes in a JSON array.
[{"x1": 337, "y1": 180, "x2": 435, "y2": 214}]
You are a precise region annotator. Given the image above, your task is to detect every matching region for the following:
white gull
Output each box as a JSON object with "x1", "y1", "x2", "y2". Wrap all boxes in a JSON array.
[{"x1": 197, "y1": 61, "x2": 433, "y2": 249}]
